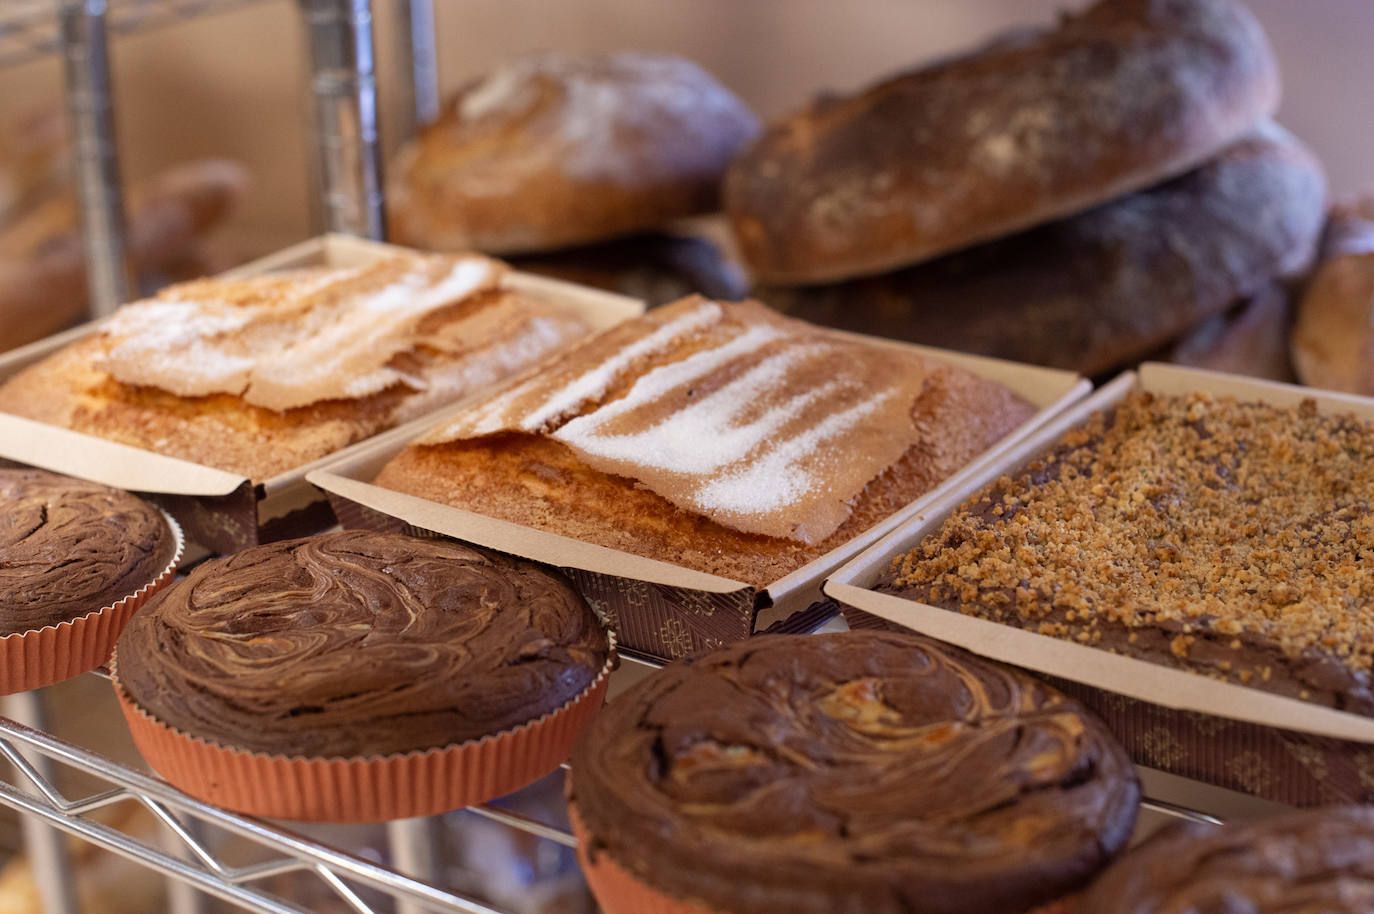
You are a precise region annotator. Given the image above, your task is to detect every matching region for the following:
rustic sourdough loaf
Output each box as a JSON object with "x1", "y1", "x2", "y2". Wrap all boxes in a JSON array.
[{"x1": 727, "y1": 0, "x2": 1280, "y2": 284}]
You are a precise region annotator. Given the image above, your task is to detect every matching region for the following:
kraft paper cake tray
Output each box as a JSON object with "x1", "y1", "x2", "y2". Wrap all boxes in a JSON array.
[
  {"x1": 826, "y1": 363, "x2": 1374, "y2": 808},
  {"x1": 308, "y1": 341, "x2": 1089, "y2": 661},
  {"x1": 0, "y1": 234, "x2": 643, "y2": 553}
]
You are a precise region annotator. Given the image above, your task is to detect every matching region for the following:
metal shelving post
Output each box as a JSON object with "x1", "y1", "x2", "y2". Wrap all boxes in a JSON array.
[
  {"x1": 393, "y1": 0, "x2": 440, "y2": 138},
  {"x1": 58, "y1": 0, "x2": 131, "y2": 317},
  {"x1": 299, "y1": 0, "x2": 386, "y2": 240}
]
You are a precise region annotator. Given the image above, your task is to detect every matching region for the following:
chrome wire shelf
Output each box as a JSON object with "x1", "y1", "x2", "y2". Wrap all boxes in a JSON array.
[
  {"x1": 0, "y1": 676, "x2": 583, "y2": 914},
  {"x1": 0, "y1": 0, "x2": 274, "y2": 69}
]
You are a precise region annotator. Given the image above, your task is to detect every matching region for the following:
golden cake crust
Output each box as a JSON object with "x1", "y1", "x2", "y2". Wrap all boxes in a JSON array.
[
  {"x1": 377, "y1": 302, "x2": 1034, "y2": 586},
  {"x1": 0, "y1": 258, "x2": 592, "y2": 480}
]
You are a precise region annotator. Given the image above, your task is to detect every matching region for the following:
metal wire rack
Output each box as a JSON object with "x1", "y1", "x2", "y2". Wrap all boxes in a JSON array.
[
  {"x1": 0, "y1": 0, "x2": 273, "y2": 69},
  {"x1": 0, "y1": 667, "x2": 614, "y2": 914},
  {"x1": 0, "y1": 667, "x2": 1228, "y2": 914}
]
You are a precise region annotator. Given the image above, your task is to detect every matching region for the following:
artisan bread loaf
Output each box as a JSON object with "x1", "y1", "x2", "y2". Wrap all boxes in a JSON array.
[
  {"x1": 727, "y1": 0, "x2": 1280, "y2": 284},
  {"x1": 0, "y1": 253, "x2": 593, "y2": 480},
  {"x1": 1291, "y1": 196, "x2": 1374, "y2": 394},
  {"x1": 758, "y1": 124, "x2": 1325, "y2": 376},
  {"x1": 375, "y1": 296, "x2": 1035, "y2": 586},
  {"x1": 388, "y1": 52, "x2": 759, "y2": 255}
]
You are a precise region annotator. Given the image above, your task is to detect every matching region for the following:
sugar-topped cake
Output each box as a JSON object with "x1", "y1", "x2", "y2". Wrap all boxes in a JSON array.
[
  {"x1": 0, "y1": 253, "x2": 592, "y2": 479},
  {"x1": 375, "y1": 296, "x2": 1036, "y2": 585}
]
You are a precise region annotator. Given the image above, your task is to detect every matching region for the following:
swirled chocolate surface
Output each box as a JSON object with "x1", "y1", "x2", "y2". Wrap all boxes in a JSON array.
[
  {"x1": 570, "y1": 631, "x2": 1138, "y2": 914},
  {"x1": 0, "y1": 469, "x2": 174, "y2": 634},
  {"x1": 1079, "y1": 807, "x2": 1374, "y2": 913},
  {"x1": 115, "y1": 530, "x2": 609, "y2": 758}
]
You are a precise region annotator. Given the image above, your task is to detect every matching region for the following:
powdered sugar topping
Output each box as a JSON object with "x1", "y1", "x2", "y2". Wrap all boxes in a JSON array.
[
  {"x1": 95, "y1": 254, "x2": 521, "y2": 411},
  {"x1": 422, "y1": 298, "x2": 934, "y2": 543}
]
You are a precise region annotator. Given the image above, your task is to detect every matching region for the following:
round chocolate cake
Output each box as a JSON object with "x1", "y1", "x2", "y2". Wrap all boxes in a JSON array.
[
  {"x1": 569, "y1": 630, "x2": 1139, "y2": 914},
  {"x1": 0, "y1": 468, "x2": 176, "y2": 634},
  {"x1": 115, "y1": 530, "x2": 609, "y2": 758},
  {"x1": 1078, "y1": 807, "x2": 1374, "y2": 913}
]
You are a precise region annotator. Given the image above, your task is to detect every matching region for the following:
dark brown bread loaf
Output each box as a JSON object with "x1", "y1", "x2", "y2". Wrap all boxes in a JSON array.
[
  {"x1": 727, "y1": 0, "x2": 1280, "y2": 284},
  {"x1": 758, "y1": 124, "x2": 1325, "y2": 376},
  {"x1": 1156, "y1": 281, "x2": 1294, "y2": 382}
]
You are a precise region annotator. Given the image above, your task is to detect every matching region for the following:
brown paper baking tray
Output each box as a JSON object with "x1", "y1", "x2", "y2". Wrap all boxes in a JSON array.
[
  {"x1": 308, "y1": 341, "x2": 1089, "y2": 661},
  {"x1": 825, "y1": 362, "x2": 1374, "y2": 807},
  {"x1": 0, "y1": 234, "x2": 643, "y2": 553}
]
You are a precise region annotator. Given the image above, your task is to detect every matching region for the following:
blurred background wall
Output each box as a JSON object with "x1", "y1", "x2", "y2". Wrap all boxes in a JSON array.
[{"x1": 0, "y1": 0, "x2": 1365, "y2": 262}]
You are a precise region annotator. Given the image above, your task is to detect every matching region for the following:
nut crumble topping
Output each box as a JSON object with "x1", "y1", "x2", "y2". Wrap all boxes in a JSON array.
[{"x1": 886, "y1": 391, "x2": 1374, "y2": 713}]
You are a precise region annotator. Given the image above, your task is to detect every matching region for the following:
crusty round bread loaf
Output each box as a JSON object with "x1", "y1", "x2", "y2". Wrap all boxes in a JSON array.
[
  {"x1": 726, "y1": 0, "x2": 1280, "y2": 285},
  {"x1": 1291, "y1": 196, "x2": 1374, "y2": 394},
  {"x1": 387, "y1": 52, "x2": 759, "y2": 255},
  {"x1": 757, "y1": 123, "x2": 1325, "y2": 377}
]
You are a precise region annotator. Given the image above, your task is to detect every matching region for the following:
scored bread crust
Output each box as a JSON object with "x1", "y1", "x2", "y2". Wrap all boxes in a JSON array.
[
  {"x1": 376, "y1": 357, "x2": 1033, "y2": 587},
  {"x1": 388, "y1": 52, "x2": 760, "y2": 255},
  {"x1": 726, "y1": 0, "x2": 1280, "y2": 285},
  {"x1": 0, "y1": 286, "x2": 590, "y2": 481}
]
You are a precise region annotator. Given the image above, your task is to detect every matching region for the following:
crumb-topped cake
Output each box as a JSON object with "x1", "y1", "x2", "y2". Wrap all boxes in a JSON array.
[
  {"x1": 882, "y1": 390, "x2": 1374, "y2": 715},
  {"x1": 0, "y1": 253, "x2": 592, "y2": 480},
  {"x1": 375, "y1": 296, "x2": 1036, "y2": 586}
]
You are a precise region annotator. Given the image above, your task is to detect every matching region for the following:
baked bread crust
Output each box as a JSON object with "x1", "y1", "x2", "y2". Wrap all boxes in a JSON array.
[
  {"x1": 759, "y1": 125, "x2": 1325, "y2": 376},
  {"x1": 1292, "y1": 195, "x2": 1374, "y2": 394},
  {"x1": 726, "y1": 0, "x2": 1280, "y2": 284},
  {"x1": 388, "y1": 52, "x2": 759, "y2": 254},
  {"x1": 1157, "y1": 281, "x2": 1294, "y2": 382},
  {"x1": 0, "y1": 257, "x2": 592, "y2": 481}
]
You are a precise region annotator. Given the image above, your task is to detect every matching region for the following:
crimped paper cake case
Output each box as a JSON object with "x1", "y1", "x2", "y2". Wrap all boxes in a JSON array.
[
  {"x1": 571, "y1": 803, "x2": 1081, "y2": 914},
  {"x1": 112, "y1": 636, "x2": 615, "y2": 823},
  {"x1": 570, "y1": 803, "x2": 724, "y2": 914},
  {"x1": 0, "y1": 512, "x2": 183, "y2": 696}
]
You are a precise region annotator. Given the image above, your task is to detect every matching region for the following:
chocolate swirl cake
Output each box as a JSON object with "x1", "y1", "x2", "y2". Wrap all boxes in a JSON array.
[
  {"x1": 569, "y1": 631, "x2": 1139, "y2": 914},
  {"x1": 115, "y1": 530, "x2": 609, "y2": 758},
  {"x1": 1, "y1": 468, "x2": 175, "y2": 634},
  {"x1": 1078, "y1": 807, "x2": 1374, "y2": 913},
  {"x1": 881, "y1": 391, "x2": 1374, "y2": 716}
]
